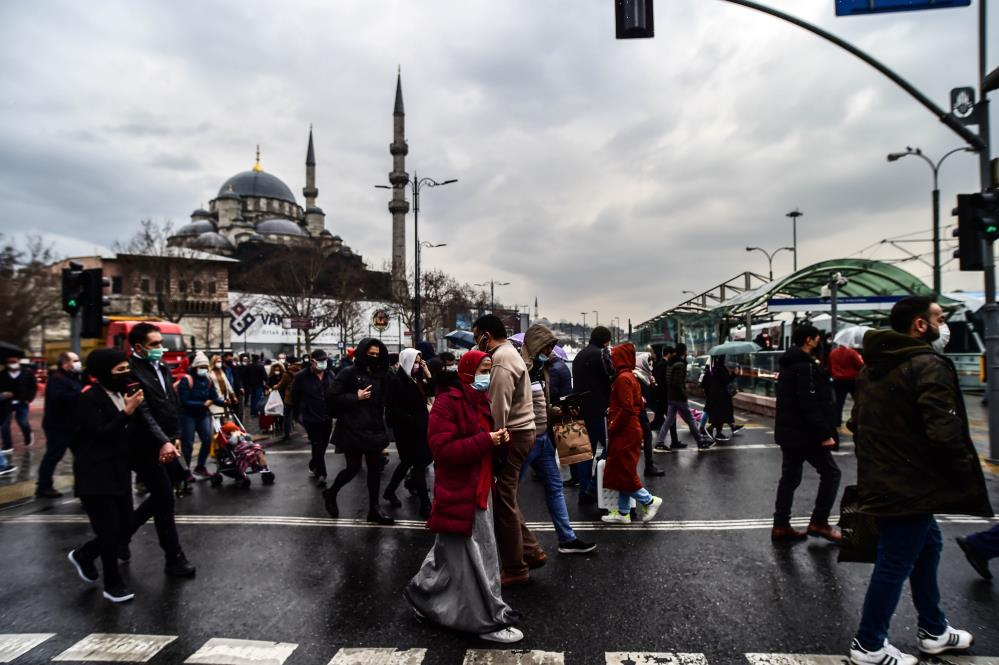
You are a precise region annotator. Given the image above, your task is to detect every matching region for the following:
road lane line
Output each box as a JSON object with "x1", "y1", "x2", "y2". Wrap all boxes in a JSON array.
[
  {"x1": 463, "y1": 651, "x2": 563, "y2": 665},
  {"x1": 327, "y1": 647, "x2": 427, "y2": 664},
  {"x1": 184, "y1": 638, "x2": 298, "y2": 665},
  {"x1": 606, "y1": 653, "x2": 707, "y2": 664},
  {"x1": 53, "y1": 634, "x2": 177, "y2": 662},
  {"x1": 0, "y1": 633, "x2": 55, "y2": 663}
]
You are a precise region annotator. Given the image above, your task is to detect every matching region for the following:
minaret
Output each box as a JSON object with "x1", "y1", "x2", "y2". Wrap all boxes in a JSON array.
[
  {"x1": 304, "y1": 125, "x2": 318, "y2": 209},
  {"x1": 388, "y1": 67, "x2": 410, "y2": 284},
  {"x1": 534, "y1": 297, "x2": 539, "y2": 320}
]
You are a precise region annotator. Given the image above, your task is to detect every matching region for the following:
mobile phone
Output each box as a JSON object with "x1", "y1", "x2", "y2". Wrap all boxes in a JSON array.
[{"x1": 125, "y1": 382, "x2": 141, "y2": 397}]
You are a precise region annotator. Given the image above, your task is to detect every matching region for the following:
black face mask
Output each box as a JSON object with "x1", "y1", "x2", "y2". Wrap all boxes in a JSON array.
[{"x1": 107, "y1": 371, "x2": 134, "y2": 394}]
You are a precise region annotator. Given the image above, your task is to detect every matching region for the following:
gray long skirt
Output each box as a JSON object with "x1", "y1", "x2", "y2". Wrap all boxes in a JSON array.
[{"x1": 405, "y1": 496, "x2": 519, "y2": 634}]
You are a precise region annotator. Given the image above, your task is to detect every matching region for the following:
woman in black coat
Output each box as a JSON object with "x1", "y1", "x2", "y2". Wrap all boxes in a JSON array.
[
  {"x1": 383, "y1": 348, "x2": 433, "y2": 517},
  {"x1": 704, "y1": 356, "x2": 742, "y2": 441},
  {"x1": 322, "y1": 338, "x2": 393, "y2": 524},
  {"x1": 67, "y1": 348, "x2": 145, "y2": 603}
]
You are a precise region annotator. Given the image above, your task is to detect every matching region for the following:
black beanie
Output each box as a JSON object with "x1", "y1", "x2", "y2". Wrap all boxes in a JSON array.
[{"x1": 590, "y1": 326, "x2": 612, "y2": 346}]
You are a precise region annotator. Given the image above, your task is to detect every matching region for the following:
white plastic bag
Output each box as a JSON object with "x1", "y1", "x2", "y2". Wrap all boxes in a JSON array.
[
  {"x1": 263, "y1": 390, "x2": 284, "y2": 416},
  {"x1": 596, "y1": 458, "x2": 636, "y2": 512}
]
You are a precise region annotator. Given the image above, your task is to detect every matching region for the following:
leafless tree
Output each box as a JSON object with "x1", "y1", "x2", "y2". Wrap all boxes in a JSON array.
[
  {"x1": 384, "y1": 266, "x2": 488, "y2": 340},
  {"x1": 0, "y1": 234, "x2": 61, "y2": 351}
]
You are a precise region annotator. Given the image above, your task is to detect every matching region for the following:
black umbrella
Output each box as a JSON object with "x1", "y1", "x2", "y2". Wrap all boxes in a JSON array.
[
  {"x1": 0, "y1": 341, "x2": 24, "y2": 359},
  {"x1": 444, "y1": 330, "x2": 476, "y2": 349}
]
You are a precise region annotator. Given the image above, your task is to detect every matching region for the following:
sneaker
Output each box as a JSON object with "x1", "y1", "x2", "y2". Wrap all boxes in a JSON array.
[
  {"x1": 315, "y1": 475, "x2": 327, "y2": 488},
  {"x1": 68, "y1": 549, "x2": 99, "y2": 584},
  {"x1": 193, "y1": 465, "x2": 210, "y2": 478},
  {"x1": 35, "y1": 488, "x2": 63, "y2": 499},
  {"x1": 669, "y1": 442, "x2": 688, "y2": 450},
  {"x1": 601, "y1": 510, "x2": 632, "y2": 524},
  {"x1": 640, "y1": 496, "x2": 663, "y2": 522},
  {"x1": 564, "y1": 477, "x2": 581, "y2": 488},
  {"x1": 713, "y1": 433, "x2": 731, "y2": 442},
  {"x1": 0, "y1": 465, "x2": 18, "y2": 477},
  {"x1": 653, "y1": 442, "x2": 671, "y2": 452},
  {"x1": 956, "y1": 536, "x2": 993, "y2": 580},
  {"x1": 918, "y1": 625, "x2": 974, "y2": 655},
  {"x1": 103, "y1": 584, "x2": 135, "y2": 603},
  {"x1": 697, "y1": 439, "x2": 717, "y2": 450},
  {"x1": 480, "y1": 627, "x2": 524, "y2": 644},
  {"x1": 558, "y1": 538, "x2": 597, "y2": 554},
  {"x1": 731, "y1": 424, "x2": 745, "y2": 435},
  {"x1": 849, "y1": 638, "x2": 917, "y2": 665}
]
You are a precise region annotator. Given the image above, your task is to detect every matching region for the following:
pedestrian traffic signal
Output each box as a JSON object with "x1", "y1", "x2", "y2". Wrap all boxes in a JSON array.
[
  {"x1": 61, "y1": 261, "x2": 85, "y2": 314},
  {"x1": 80, "y1": 268, "x2": 111, "y2": 339}
]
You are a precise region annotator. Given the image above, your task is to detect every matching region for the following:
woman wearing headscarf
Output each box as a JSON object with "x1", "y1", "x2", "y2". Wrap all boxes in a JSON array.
[
  {"x1": 703, "y1": 356, "x2": 743, "y2": 441},
  {"x1": 207, "y1": 354, "x2": 238, "y2": 419},
  {"x1": 179, "y1": 352, "x2": 225, "y2": 480},
  {"x1": 67, "y1": 348, "x2": 145, "y2": 603},
  {"x1": 323, "y1": 338, "x2": 393, "y2": 524},
  {"x1": 384, "y1": 348, "x2": 433, "y2": 517},
  {"x1": 601, "y1": 343, "x2": 664, "y2": 525},
  {"x1": 634, "y1": 352, "x2": 665, "y2": 478},
  {"x1": 405, "y1": 350, "x2": 523, "y2": 644}
]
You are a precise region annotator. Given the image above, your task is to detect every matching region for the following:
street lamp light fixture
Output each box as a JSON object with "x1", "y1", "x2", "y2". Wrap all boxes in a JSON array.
[
  {"x1": 745, "y1": 246, "x2": 795, "y2": 281},
  {"x1": 786, "y1": 209, "x2": 803, "y2": 272},
  {"x1": 473, "y1": 280, "x2": 510, "y2": 311}
]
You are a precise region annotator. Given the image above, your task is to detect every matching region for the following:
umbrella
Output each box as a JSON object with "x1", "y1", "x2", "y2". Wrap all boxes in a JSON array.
[
  {"x1": 0, "y1": 341, "x2": 24, "y2": 359},
  {"x1": 834, "y1": 325, "x2": 872, "y2": 349},
  {"x1": 706, "y1": 341, "x2": 761, "y2": 357},
  {"x1": 510, "y1": 332, "x2": 525, "y2": 348},
  {"x1": 444, "y1": 330, "x2": 476, "y2": 349}
]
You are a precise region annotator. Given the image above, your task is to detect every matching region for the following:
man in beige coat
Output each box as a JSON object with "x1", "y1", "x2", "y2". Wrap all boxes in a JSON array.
[{"x1": 472, "y1": 314, "x2": 545, "y2": 585}]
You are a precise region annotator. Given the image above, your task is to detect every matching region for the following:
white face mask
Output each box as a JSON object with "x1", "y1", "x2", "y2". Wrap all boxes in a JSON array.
[
  {"x1": 214, "y1": 362, "x2": 223, "y2": 369},
  {"x1": 8, "y1": 366, "x2": 20, "y2": 376},
  {"x1": 71, "y1": 361, "x2": 83, "y2": 373},
  {"x1": 196, "y1": 368, "x2": 209, "y2": 377},
  {"x1": 931, "y1": 322, "x2": 951, "y2": 353},
  {"x1": 315, "y1": 360, "x2": 327, "y2": 371}
]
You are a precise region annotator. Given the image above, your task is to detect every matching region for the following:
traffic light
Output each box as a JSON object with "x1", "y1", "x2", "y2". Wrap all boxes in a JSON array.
[
  {"x1": 61, "y1": 261, "x2": 85, "y2": 314},
  {"x1": 615, "y1": 0, "x2": 654, "y2": 39},
  {"x1": 80, "y1": 268, "x2": 111, "y2": 339},
  {"x1": 952, "y1": 192, "x2": 998, "y2": 271}
]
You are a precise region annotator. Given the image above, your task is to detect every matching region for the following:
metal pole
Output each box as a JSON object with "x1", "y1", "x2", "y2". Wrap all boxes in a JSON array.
[
  {"x1": 490, "y1": 281, "x2": 495, "y2": 311},
  {"x1": 70, "y1": 311, "x2": 81, "y2": 355},
  {"x1": 793, "y1": 216, "x2": 798, "y2": 271},
  {"x1": 830, "y1": 278, "x2": 838, "y2": 338},
  {"x1": 413, "y1": 173, "x2": 421, "y2": 347},
  {"x1": 932, "y1": 186, "x2": 941, "y2": 297}
]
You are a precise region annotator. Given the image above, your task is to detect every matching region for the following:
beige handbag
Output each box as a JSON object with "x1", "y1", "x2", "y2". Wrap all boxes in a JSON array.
[{"x1": 551, "y1": 418, "x2": 594, "y2": 465}]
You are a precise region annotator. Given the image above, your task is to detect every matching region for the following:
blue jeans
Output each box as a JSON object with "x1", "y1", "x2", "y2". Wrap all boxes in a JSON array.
[
  {"x1": 855, "y1": 515, "x2": 948, "y2": 650},
  {"x1": 571, "y1": 415, "x2": 607, "y2": 496},
  {"x1": 618, "y1": 487, "x2": 653, "y2": 513},
  {"x1": 180, "y1": 411, "x2": 214, "y2": 469},
  {"x1": 1, "y1": 402, "x2": 31, "y2": 450},
  {"x1": 519, "y1": 433, "x2": 576, "y2": 544},
  {"x1": 37, "y1": 427, "x2": 73, "y2": 492}
]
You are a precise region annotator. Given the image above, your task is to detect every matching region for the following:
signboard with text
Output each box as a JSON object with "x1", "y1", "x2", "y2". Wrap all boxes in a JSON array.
[{"x1": 836, "y1": 0, "x2": 970, "y2": 16}]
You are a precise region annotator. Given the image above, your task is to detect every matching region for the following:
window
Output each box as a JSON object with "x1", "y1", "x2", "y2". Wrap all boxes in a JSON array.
[
  {"x1": 178, "y1": 280, "x2": 187, "y2": 293},
  {"x1": 193, "y1": 280, "x2": 203, "y2": 294},
  {"x1": 111, "y1": 276, "x2": 123, "y2": 294},
  {"x1": 140, "y1": 278, "x2": 150, "y2": 293},
  {"x1": 208, "y1": 281, "x2": 217, "y2": 295},
  {"x1": 155, "y1": 279, "x2": 165, "y2": 294}
]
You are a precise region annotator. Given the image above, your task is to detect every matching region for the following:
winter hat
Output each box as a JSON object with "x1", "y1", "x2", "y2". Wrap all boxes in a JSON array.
[
  {"x1": 192, "y1": 352, "x2": 210, "y2": 368},
  {"x1": 457, "y1": 350, "x2": 488, "y2": 385},
  {"x1": 86, "y1": 348, "x2": 128, "y2": 389}
]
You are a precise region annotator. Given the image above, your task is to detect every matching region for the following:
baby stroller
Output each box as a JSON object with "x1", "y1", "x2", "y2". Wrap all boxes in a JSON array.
[{"x1": 208, "y1": 417, "x2": 275, "y2": 489}]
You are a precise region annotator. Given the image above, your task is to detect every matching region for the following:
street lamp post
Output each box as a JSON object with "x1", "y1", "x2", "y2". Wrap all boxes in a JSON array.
[
  {"x1": 580, "y1": 312, "x2": 588, "y2": 342},
  {"x1": 376, "y1": 171, "x2": 457, "y2": 345},
  {"x1": 612, "y1": 316, "x2": 621, "y2": 343},
  {"x1": 886, "y1": 146, "x2": 974, "y2": 297},
  {"x1": 786, "y1": 209, "x2": 803, "y2": 271},
  {"x1": 473, "y1": 279, "x2": 510, "y2": 311},
  {"x1": 745, "y1": 246, "x2": 795, "y2": 281}
]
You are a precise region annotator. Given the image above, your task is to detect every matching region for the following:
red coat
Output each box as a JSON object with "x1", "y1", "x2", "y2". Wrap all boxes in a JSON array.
[
  {"x1": 426, "y1": 384, "x2": 495, "y2": 537},
  {"x1": 603, "y1": 344, "x2": 644, "y2": 492}
]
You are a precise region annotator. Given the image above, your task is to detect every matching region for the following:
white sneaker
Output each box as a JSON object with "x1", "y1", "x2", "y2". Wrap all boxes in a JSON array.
[
  {"x1": 918, "y1": 625, "x2": 974, "y2": 655},
  {"x1": 601, "y1": 510, "x2": 631, "y2": 524},
  {"x1": 480, "y1": 626, "x2": 524, "y2": 644},
  {"x1": 849, "y1": 638, "x2": 917, "y2": 665},
  {"x1": 641, "y1": 496, "x2": 663, "y2": 522}
]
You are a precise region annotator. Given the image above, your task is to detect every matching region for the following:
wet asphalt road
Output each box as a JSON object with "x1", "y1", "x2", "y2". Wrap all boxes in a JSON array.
[{"x1": 1, "y1": 413, "x2": 997, "y2": 665}]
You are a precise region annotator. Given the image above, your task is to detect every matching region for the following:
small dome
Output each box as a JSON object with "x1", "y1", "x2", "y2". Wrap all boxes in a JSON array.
[
  {"x1": 175, "y1": 219, "x2": 216, "y2": 237},
  {"x1": 319, "y1": 229, "x2": 333, "y2": 237},
  {"x1": 305, "y1": 206, "x2": 324, "y2": 215},
  {"x1": 218, "y1": 170, "x2": 297, "y2": 204},
  {"x1": 217, "y1": 187, "x2": 242, "y2": 201},
  {"x1": 331, "y1": 235, "x2": 343, "y2": 241},
  {"x1": 191, "y1": 208, "x2": 212, "y2": 219},
  {"x1": 246, "y1": 233, "x2": 265, "y2": 243},
  {"x1": 192, "y1": 232, "x2": 235, "y2": 251},
  {"x1": 256, "y1": 218, "x2": 306, "y2": 237}
]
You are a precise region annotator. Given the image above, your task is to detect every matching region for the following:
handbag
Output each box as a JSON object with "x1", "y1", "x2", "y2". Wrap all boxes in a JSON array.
[
  {"x1": 551, "y1": 418, "x2": 594, "y2": 466},
  {"x1": 837, "y1": 484, "x2": 880, "y2": 564}
]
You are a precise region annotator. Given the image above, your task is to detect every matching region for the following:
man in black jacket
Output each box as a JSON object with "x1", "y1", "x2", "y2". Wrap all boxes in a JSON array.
[
  {"x1": 651, "y1": 346, "x2": 680, "y2": 449},
  {"x1": 847, "y1": 297, "x2": 992, "y2": 665},
  {"x1": 290, "y1": 349, "x2": 334, "y2": 487},
  {"x1": 771, "y1": 325, "x2": 841, "y2": 543},
  {"x1": 655, "y1": 343, "x2": 712, "y2": 450},
  {"x1": 123, "y1": 322, "x2": 195, "y2": 578},
  {"x1": 243, "y1": 355, "x2": 267, "y2": 416},
  {"x1": 571, "y1": 326, "x2": 613, "y2": 504},
  {"x1": 36, "y1": 352, "x2": 83, "y2": 498},
  {"x1": 1, "y1": 353, "x2": 38, "y2": 452}
]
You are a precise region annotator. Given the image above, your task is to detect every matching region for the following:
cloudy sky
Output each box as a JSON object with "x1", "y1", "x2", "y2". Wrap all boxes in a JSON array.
[{"x1": 2, "y1": 1, "x2": 995, "y2": 327}]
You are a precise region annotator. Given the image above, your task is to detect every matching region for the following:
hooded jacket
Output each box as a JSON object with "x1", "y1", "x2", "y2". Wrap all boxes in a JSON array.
[
  {"x1": 573, "y1": 342, "x2": 613, "y2": 420},
  {"x1": 774, "y1": 346, "x2": 837, "y2": 447},
  {"x1": 328, "y1": 338, "x2": 391, "y2": 453},
  {"x1": 665, "y1": 357, "x2": 689, "y2": 402},
  {"x1": 603, "y1": 343, "x2": 644, "y2": 493},
  {"x1": 850, "y1": 329, "x2": 992, "y2": 517},
  {"x1": 521, "y1": 324, "x2": 559, "y2": 432}
]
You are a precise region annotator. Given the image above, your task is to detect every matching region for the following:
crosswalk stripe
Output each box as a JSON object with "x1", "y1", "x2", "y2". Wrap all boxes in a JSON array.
[
  {"x1": 462, "y1": 650, "x2": 564, "y2": 664},
  {"x1": 327, "y1": 647, "x2": 427, "y2": 664},
  {"x1": 0, "y1": 634, "x2": 55, "y2": 663},
  {"x1": 606, "y1": 653, "x2": 708, "y2": 664},
  {"x1": 184, "y1": 638, "x2": 299, "y2": 665},
  {"x1": 52, "y1": 634, "x2": 177, "y2": 662}
]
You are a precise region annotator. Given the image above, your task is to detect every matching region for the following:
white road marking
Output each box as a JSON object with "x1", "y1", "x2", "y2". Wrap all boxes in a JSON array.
[
  {"x1": 463, "y1": 651, "x2": 563, "y2": 665},
  {"x1": 606, "y1": 653, "x2": 708, "y2": 664},
  {"x1": 327, "y1": 647, "x2": 427, "y2": 664},
  {"x1": 53, "y1": 633, "x2": 177, "y2": 662},
  {"x1": 184, "y1": 638, "x2": 298, "y2": 665},
  {"x1": 746, "y1": 655, "x2": 999, "y2": 665},
  {"x1": 0, "y1": 633, "x2": 55, "y2": 663}
]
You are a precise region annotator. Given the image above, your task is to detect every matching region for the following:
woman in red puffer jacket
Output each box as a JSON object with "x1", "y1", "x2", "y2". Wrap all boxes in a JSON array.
[{"x1": 405, "y1": 350, "x2": 524, "y2": 645}]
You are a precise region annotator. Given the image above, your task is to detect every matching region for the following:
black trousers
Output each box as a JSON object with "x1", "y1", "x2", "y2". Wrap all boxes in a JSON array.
[
  {"x1": 330, "y1": 450, "x2": 383, "y2": 509},
  {"x1": 773, "y1": 444, "x2": 842, "y2": 527},
  {"x1": 78, "y1": 494, "x2": 133, "y2": 587},
  {"x1": 128, "y1": 463, "x2": 181, "y2": 557},
  {"x1": 639, "y1": 410, "x2": 655, "y2": 470},
  {"x1": 305, "y1": 421, "x2": 333, "y2": 477},
  {"x1": 833, "y1": 379, "x2": 856, "y2": 425}
]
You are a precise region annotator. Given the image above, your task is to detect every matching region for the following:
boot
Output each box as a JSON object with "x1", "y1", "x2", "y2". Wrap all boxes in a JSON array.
[
  {"x1": 323, "y1": 488, "x2": 339, "y2": 518},
  {"x1": 383, "y1": 489, "x2": 402, "y2": 508},
  {"x1": 164, "y1": 550, "x2": 196, "y2": 577},
  {"x1": 644, "y1": 465, "x2": 665, "y2": 477},
  {"x1": 367, "y1": 507, "x2": 395, "y2": 525},
  {"x1": 418, "y1": 494, "x2": 432, "y2": 519}
]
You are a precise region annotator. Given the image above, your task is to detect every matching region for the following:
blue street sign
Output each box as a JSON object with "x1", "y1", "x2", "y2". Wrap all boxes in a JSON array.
[
  {"x1": 836, "y1": 0, "x2": 971, "y2": 16},
  {"x1": 768, "y1": 295, "x2": 904, "y2": 312}
]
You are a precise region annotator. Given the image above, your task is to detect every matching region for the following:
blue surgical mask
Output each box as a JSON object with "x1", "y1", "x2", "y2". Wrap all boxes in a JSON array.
[
  {"x1": 536, "y1": 354, "x2": 549, "y2": 365},
  {"x1": 472, "y1": 374, "x2": 491, "y2": 392}
]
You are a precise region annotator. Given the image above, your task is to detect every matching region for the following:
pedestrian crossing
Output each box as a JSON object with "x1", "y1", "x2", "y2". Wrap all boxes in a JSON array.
[{"x1": 2, "y1": 635, "x2": 996, "y2": 665}]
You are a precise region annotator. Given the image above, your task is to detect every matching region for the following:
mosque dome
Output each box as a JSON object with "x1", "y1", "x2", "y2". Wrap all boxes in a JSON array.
[
  {"x1": 191, "y1": 208, "x2": 212, "y2": 219},
  {"x1": 192, "y1": 232, "x2": 235, "y2": 251},
  {"x1": 218, "y1": 170, "x2": 297, "y2": 204},
  {"x1": 174, "y1": 219, "x2": 217, "y2": 237},
  {"x1": 256, "y1": 218, "x2": 306, "y2": 237}
]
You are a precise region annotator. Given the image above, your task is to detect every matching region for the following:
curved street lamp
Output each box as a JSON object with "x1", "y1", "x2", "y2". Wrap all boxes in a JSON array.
[{"x1": 745, "y1": 246, "x2": 795, "y2": 281}]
